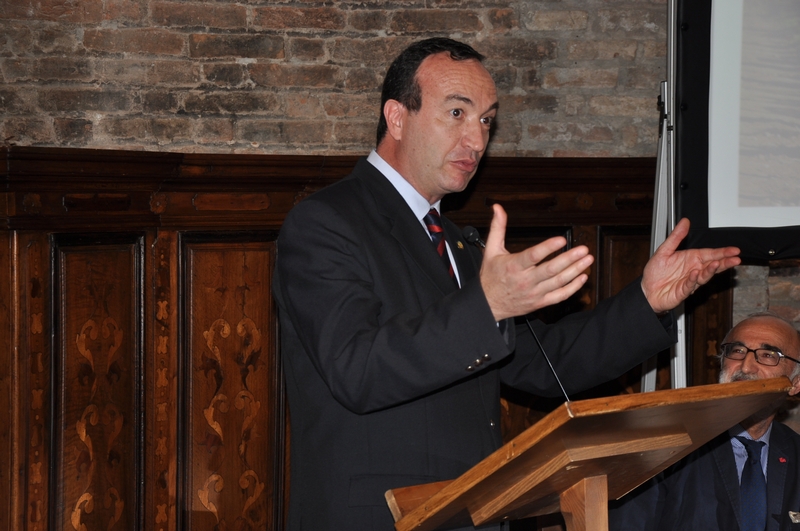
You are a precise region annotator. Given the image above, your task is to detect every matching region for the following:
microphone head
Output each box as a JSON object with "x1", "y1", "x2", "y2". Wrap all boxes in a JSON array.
[{"x1": 462, "y1": 226, "x2": 485, "y2": 248}]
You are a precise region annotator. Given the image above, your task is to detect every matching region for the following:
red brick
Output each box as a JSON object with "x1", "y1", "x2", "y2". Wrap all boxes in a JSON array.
[
  {"x1": 33, "y1": 57, "x2": 92, "y2": 81},
  {"x1": 333, "y1": 121, "x2": 373, "y2": 145},
  {"x1": 323, "y1": 94, "x2": 378, "y2": 119},
  {"x1": 143, "y1": 91, "x2": 181, "y2": 113},
  {"x1": 589, "y1": 95, "x2": 655, "y2": 117},
  {"x1": 100, "y1": 116, "x2": 195, "y2": 143},
  {"x1": 54, "y1": 117, "x2": 92, "y2": 145},
  {"x1": 183, "y1": 92, "x2": 280, "y2": 114},
  {"x1": 330, "y1": 37, "x2": 411, "y2": 64},
  {"x1": 2, "y1": 117, "x2": 53, "y2": 144},
  {"x1": 479, "y1": 37, "x2": 557, "y2": 62},
  {"x1": 283, "y1": 93, "x2": 323, "y2": 119},
  {"x1": 543, "y1": 68, "x2": 618, "y2": 89},
  {"x1": 0, "y1": 88, "x2": 34, "y2": 113},
  {"x1": 203, "y1": 63, "x2": 245, "y2": 86},
  {"x1": 253, "y1": 7, "x2": 344, "y2": 30},
  {"x1": 567, "y1": 40, "x2": 638, "y2": 61},
  {"x1": 498, "y1": 94, "x2": 558, "y2": 114},
  {"x1": 3, "y1": 0, "x2": 102, "y2": 23},
  {"x1": 489, "y1": 8, "x2": 518, "y2": 32},
  {"x1": 344, "y1": 68, "x2": 383, "y2": 92},
  {"x1": 524, "y1": 10, "x2": 588, "y2": 31},
  {"x1": 84, "y1": 28, "x2": 185, "y2": 56},
  {"x1": 33, "y1": 26, "x2": 81, "y2": 54},
  {"x1": 287, "y1": 38, "x2": 326, "y2": 62},
  {"x1": 96, "y1": 60, "x2": 149, "y2": 84},
  {"x1": 249, "y1": 64, "x2": 342, "y2": 89},
  {"x1": 147, "y1": 61, "x2": 202, "y2": 85},
  {"x1": 348, "y1": 10, "x2": 387, "y2": 32},
  {"x1": 190, "y1": 34, "x2": 283, "y2": 59},
  {"x1": 152, "y1": 2, "x2": 246, "y2": 29},
  {"x1": 390, "y1": 10, "x2": 482, "y2": 33},
  {"x1": 103, "y1": 0, "x2": 145, "y2": 23},
  {"x1": 597, "y1": 8, "x2": 666, "y2": 37},
  {"x1": 39, "y1": 89, "x2": 132, "y2": 112},
  {"x1": 196, "y1": 119, "x2": 234, "y2": 144}
]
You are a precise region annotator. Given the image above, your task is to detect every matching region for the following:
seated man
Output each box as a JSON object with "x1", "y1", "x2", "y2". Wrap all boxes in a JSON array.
[{"x1": 609, "y1": 313, "x2": 800, "y2": 531}]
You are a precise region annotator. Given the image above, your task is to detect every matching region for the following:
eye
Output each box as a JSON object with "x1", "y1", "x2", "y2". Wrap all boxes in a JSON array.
[
  {"x1": 481, "y1": 116, "x2": 494, "y2": 126},
  {"x1": 759, "y1": 350, "x2": 778, "y2": 360},
  {"x1": 450, "y1": 109, "x2": 463, "y2": 118},
  {"x1": 730, "y1": 346, "x2": 747, "y2": 355}
]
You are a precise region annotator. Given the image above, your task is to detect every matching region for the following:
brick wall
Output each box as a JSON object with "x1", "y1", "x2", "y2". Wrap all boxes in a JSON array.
[{"x1": 0, "y1": 1, "x2": 667, "y2": 156}]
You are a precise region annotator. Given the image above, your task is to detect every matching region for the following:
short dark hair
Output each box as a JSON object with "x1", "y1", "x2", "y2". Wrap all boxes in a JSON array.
[{"x1": 375, "y1": 38, "x2": 485, "y2": 146}]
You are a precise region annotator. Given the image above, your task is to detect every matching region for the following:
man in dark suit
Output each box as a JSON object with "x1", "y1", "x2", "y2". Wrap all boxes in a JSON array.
[
  {"x1": 609, "y1": 313, "x2": 800, "y2": 531},
  {"x1": 272, "y1": 38, "x2": 741, "y2": 530}
]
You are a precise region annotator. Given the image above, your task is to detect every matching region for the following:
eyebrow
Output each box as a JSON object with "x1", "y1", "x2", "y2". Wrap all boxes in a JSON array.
[
  {"x1": 445, "y1": 94, "x2": 499, "y2": 113},
  {"x1": 729, "y1": 340, "x2": 785, "y2": 352}
]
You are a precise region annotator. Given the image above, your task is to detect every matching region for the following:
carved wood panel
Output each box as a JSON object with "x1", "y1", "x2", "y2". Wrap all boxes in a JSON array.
[
  {"x1": 53, "y1": 235, "x2": 143, "y2": 531},
  {"x1": 182, "y1": 237, "x2": 282, "y2": 531}
]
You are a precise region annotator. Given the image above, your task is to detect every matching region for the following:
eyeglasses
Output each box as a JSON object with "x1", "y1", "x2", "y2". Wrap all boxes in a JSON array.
[{"x1": 720, "y1": 343, "x2": 800, "y2": 367}]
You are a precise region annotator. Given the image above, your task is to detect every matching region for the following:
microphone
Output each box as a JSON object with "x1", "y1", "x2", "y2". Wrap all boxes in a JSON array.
[
  {"x1": 524, "y1": 318, "x2": 571, "y2": 403},
  {"x1": 462, "y1": 226, "x2": 485, "y2": 248}
]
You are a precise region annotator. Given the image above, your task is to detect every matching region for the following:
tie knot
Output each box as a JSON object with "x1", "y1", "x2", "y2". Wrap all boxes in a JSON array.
[
  {"x1": 736, "y1": 436, "x2": 765, "y2": 463},
  {"x1": 423, "y1": 208, "x2": 443, "y2": 230}
]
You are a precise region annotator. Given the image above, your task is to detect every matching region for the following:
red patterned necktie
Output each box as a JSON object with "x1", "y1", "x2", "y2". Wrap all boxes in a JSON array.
[{"x1": 423, "y1": 208, "x2": 456, "y2": 285}]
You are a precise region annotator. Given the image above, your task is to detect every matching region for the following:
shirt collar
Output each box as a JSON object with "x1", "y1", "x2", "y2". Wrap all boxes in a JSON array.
[{"x1": 367, "y1": 150, "x2": 441, "y2": 220}]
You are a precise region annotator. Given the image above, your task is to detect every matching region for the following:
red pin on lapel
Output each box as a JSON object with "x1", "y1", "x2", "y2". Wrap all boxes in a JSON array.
[{"x1": 780, "y1": 457, "x2": 788, "y2": 463}]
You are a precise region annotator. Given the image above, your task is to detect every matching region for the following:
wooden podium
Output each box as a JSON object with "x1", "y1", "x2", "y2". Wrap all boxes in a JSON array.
[{"x1": 385, "y1": 377, "x2": 792, "y2": 531}]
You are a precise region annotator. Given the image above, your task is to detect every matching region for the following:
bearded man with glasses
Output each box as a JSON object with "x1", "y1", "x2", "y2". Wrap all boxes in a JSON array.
[{"x1": 610, "y1": 312, "x2": 800, "y2": 531}]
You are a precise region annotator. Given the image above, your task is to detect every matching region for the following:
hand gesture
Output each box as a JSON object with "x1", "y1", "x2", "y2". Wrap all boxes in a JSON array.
[
  {"x1": 480, "y1": 204, "x2": 595, "y2": 321},
  {"x1": 641, "y1": 218, "x2": 741, "y2": 313}
]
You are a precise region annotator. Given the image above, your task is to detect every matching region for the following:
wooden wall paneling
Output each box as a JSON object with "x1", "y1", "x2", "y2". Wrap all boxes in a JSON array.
[
  {"x1": 52, "y1": 233, "x2": 145, "y2": 531},
  {"x1": 181, "y1": 235, "x2": 283, "y2": 531},
  {"x1": 17, "y1": 232, "x2": 53, "y2": 531},
  {"x1": 147, "y1": 230, "x2": 180, "y2": 531},
  {"x1": 685, "y1": 271, "x2": 734, "y2": 387},
  {"x1": 0, "y1": 230, "x2": 14, "y2": 531}
]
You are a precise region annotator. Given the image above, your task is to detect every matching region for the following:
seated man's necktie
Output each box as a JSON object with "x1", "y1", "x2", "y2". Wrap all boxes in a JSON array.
[{"x1": 736, "y1": 436, "x2": 767, "y2": 531}]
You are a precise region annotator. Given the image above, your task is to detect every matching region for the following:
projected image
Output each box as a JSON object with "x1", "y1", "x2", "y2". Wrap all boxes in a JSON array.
[{"x1": 739, "y1": 0, "x2": 800, "y2": 207}]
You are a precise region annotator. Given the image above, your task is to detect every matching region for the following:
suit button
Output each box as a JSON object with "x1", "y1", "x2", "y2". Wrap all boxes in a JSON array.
[
  {"x1": 483, "y1": 354, "x2": 491, "y2": 360},
  {"x1": 474, "y1": 358, "x2": 482, "y2": 366},
  {"x1": 466, "y1": 365, "x2": 474, "y2": 371},
  {"x1": 490, "y1": 420, "x2": 495, "y2": 427}
]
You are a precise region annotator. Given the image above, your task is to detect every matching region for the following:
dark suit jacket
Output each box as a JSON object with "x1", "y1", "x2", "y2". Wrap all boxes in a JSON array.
[
  {"x1": 609, "y1": 421, "x2": 800, "y2": 531},
  {"x1": 272, "y1": 158, "x2": 676, "y2": 530}
]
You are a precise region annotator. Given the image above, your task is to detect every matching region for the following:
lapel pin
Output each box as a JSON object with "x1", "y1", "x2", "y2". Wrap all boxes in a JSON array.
[
  {"x1": 780, "y1": 457, "x2": 787, "y2": 463},
  {"x1": 457, "y1": 241, "x2": 464, "y2": 249},
  {"x1": 789, "y1": 511, "x2": 800, "y2": 523}
]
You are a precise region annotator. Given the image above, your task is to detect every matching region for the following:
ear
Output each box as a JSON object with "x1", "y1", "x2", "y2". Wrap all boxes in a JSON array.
[
  {"x1": 383, "y1": 99, "x2": 407, "y2": 142},
  {"x1": 788, "y1": 374, "x2": 800, "y2": 396}
]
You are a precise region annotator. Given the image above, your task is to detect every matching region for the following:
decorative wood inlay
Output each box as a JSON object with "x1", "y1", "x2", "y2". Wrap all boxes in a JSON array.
[
  {"x1": 60, "y1": 243, "x2": 138, "y2": 531},
  {"x1": 26, "y1": 236, "x2": 49, "y2": 531},
  {"x1": 187, "y1": 242, "x2": 274, "y2": 530}
]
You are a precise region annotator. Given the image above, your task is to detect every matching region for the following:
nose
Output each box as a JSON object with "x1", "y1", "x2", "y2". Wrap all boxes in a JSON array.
[
  {"x1": 462, "y1": 119, "x2": 488, "y2": 153},
  {"x1": 740, "y1": 349, "x2": 762, "y2": 374}
]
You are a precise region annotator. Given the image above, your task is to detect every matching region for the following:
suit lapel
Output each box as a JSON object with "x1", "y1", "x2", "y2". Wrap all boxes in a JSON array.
[
  {"x1": 354, "y1": 160, "x2": 461, "y2": 294},
  {"x1": 766, "y1": 425, "x2": 790, "y2": 531},
  {"x1": 712, "y1": 434, "x2": 744, "y2": 530}
]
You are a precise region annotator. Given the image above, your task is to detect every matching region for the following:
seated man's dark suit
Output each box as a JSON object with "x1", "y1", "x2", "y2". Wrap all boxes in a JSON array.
[
  {"x1": 273, "y1": 158, "x2": 677, "y2": 530},
  {"x1": 609, "y1": 421, "x2": 800, "y2": 531}
]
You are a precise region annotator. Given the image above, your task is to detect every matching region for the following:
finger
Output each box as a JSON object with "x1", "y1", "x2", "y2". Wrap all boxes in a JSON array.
[
  {"x1": 655, "y1": 218, "x2": 691, "y2": 257},
  {"x1": 529, "y1": 273, "x2": 590, "y2": 312},
  {"x1": 484, "y1": 203, "x2": 508, "y2": 256},
  {"x1": 516, "y1": 236, "x2": 572, "y2": 270}
]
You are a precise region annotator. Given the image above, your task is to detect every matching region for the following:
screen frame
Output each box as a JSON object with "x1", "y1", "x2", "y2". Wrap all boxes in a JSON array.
[{"x1": 674, "y1": 0, "x2": 800, "y2": 261}]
